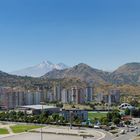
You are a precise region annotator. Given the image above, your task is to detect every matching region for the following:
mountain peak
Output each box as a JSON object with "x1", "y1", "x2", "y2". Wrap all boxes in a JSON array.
[
  {"x1": 37, "y1": 61, "x2": 53, "y2": 68},
  {"x1": 72, "y1": 63, "x2": 91, "y2": 69},
  {"x1": 11, "y1": 60, "x2": 68, "y2": 77},
  {"x1": 76, "y1": 63, "x2": 89, "y2": 67},
  {"x1": 110, "y1": 62, "x2": 140, "y2": 84},
  {"x1": 42, "y1": 60, "x2": 53, "y2": 65},
  {"x1": 114, "y1": 62, "x2": 140, "y2": 74},
  {"x1": 44, "y1": 63, "x2": 110, "y2": 84}
]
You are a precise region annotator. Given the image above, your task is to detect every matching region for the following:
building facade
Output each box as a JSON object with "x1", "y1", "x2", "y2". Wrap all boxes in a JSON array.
[
  {"x1": 96, "y1": 89, "x2": 121, "y2": 104},
  {"x1": 0, "y1": 85, "x2": 94, "y2": 109},
  {"x1": 61, "y1": 109, "x2": 88, "y2": 122}
]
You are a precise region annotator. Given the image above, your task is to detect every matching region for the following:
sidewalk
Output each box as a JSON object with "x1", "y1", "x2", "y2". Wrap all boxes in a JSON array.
[
  {"x1": 30, "y1": 126, "x2": 106, "y2": 139},
  {"x1": 0, "y1": 123, "x2": 15, "y2": 138}
]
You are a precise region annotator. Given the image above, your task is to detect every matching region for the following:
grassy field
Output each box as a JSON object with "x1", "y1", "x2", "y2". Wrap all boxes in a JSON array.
[
  {"x1": 10, "y1": 125, "x2": 43, "y2": 133},
  {"x1": 0, "y1": 128, "x2": 9, "y2": 135},
  {"x1": 88, "y1": 112, "x2": 107, "y2": 120}
]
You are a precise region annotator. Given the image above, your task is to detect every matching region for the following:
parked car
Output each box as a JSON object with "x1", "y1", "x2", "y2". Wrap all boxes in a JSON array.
[
  {"x1": 120, "y1": 129, "x2": 125, "y2": 134},
  {"x1": 94, "y1": 125, "x2": 100, "y2": 129}
]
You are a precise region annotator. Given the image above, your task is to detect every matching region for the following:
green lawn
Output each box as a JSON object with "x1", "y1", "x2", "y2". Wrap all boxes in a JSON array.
[
  {"x1": 88, "y1": 112, "x2": 107, "y2": 120},
  {"x1": 0, "y1": 128, "x2": 9, "y2": 135},
  {"x1": 10, "y1": 125, "x2": 43, "y2": 133}
]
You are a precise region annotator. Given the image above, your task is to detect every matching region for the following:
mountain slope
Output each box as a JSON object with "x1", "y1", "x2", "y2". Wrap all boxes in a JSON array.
[
  {"x1": 2, "y1": 62, "x2": 140, "y2": 86},
  {"x1": 0, "y1": 70, "x2": 34, "y2": 87},
  {"x1": 43, "y1": 63, "x2": 110, "y2": 84},
  {"x1": 0, "y1": 70, "x2": 87, "y2": 90},
  {"x1": 10, "y1": 61, "x2": 68, "y2": 77},
  {"x1": 43, "y1": 62, "x2": 140, "y2": 85},
  {"x1": 110, "y1": 63, "x2": 140, "y2": 84}
]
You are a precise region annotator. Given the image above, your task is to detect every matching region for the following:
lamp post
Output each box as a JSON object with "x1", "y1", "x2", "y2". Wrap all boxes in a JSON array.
[
  {"x1": 40, "y1": 104, "x2": 43, "y2": 140},
  {"x1": 40, "y1": 102, "x2": 45, "y2": 140},
  {"x1": 70, "y1": 111, "x2": 73, "y2": 129}
]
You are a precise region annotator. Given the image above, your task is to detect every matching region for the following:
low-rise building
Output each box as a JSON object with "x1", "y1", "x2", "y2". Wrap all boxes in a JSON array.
[
  {"x1": 61, "y1": 109, "x2": 88, "y2": 122},
  {"x1": 18, "y1": 105, "x2": 60, "y2": 115}
]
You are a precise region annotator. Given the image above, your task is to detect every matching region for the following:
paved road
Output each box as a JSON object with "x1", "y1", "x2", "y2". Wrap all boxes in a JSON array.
[
  {"x1": 0, "y1": 125, "x2": 139, "y2": 140},
  {"x1": 0, "y1": 124, "x2": 106, "y2": 140},
  {"x1": 0, "y1": 129, "x2": 106, "y2": 140},
  {"x1": 112, "y1": 131, "x2": 137, "y2": 140},
  {"x1": 0, "y1": 132, "x2": 83, "y2": 140},
  {"x1": 100, "y1": 130, "x2": 113, "y2": 140}
]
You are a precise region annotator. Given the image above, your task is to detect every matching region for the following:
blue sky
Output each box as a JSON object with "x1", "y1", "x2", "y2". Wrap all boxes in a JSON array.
[{"x1": 0, "y1": 0, "x2": 140, "y2": 72}]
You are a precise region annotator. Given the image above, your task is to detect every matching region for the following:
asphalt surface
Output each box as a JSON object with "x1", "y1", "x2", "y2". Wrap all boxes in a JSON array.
[
  {"x1": 0, "y1": 132, "x2": 83, "y2": 140},
  {"x1": 0, "y1": 130, "x2": 137, "y2": 140},
  {"x1": 0, "y1": 127, "x2": 105, "y2": 140},
  {"x1": 0, "y1": 124, "x2": 139, "y2": 140}
]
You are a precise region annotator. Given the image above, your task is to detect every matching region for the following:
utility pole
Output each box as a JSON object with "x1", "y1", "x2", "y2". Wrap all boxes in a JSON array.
[
  {"x1": 70, "y1": 111, "x2": 72, "y2": 129},
  {"x1": 40, "y1": 102, "x2": 45, "y2": 140},
  {"x1": 41, "y1": 104, "x2": 43, "y2": 140}
]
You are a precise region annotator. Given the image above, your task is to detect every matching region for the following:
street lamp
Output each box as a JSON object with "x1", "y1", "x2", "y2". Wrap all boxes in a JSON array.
[
  {"x1": 40, "y1": 102, "x2": 45, "y2": 140},
  {"x1": 70, "y1": 111, "x2": 73, "y2": 129}
]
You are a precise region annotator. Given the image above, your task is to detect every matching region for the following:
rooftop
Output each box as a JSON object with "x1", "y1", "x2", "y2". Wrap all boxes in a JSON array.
[{"x1": 20, "y1": 105, "x2": 58, "y2": 110}]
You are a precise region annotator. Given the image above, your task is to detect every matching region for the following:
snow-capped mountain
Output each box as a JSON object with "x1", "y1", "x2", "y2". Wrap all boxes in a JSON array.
[{"x1": 10, "y1": 60, "x2": 68, "y2": 77}]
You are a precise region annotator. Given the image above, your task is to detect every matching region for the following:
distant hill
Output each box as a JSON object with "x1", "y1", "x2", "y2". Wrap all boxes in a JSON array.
[
  {"x1": 10, "y1": 60, "x2": 68, "y2": 77},
  {"x1": 43, "y1": 62, "x2": 140, "y2": 85},
  {"x1": 43, "y1": 63, "x2": 110, "y2": 84},
  {"x1": 0, "y1": 70, "x2": 39, "y2": 88},
  {"x1": 0, "y1": 70, "x2": 87, "y2": 90},
  {"x1": 1, "y1": 62, "x2": 140, "y2": 88},
  {"x1": 110, "y1": 63, "x2": 140, "y2": 84}
]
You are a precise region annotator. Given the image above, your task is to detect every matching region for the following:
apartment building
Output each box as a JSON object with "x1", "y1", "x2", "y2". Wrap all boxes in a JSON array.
[
  {"x1": 0, "y1": 87, "x2": 45, "y2": 109},
  {"x1": 54, "y1": 85, "x2": 61, "y2": 101},
  {"x1": 85, "y1": 86, "x2": 93, "y2": 102},
  {"x1": 96, "y1": 89, "x2": 121, "y2": 104},
  {"x1": 61, "y1": 86, "x2": 93, "y2": 104},
  {"x1": 0, "y1": 85, "x2": 94, "y2": 109}
]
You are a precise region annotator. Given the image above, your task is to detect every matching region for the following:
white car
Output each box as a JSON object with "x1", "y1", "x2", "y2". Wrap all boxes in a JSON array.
[
  {"x1": 94, "y1": 125, "x2": 100, "y2": 129},
  {"x1": 120, "y1": 129, "x2": 125, "y2": 134}
]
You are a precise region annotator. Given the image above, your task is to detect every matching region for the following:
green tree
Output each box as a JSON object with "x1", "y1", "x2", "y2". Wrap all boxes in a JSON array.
[
  {"x1": 125, "y1": 120, "x2": 131, "y2": 125},
  {"x1": 106, "y1": 110, "x2": 121, "y2": 124},
  {"x1": 100, "y1": 117, "x2": 109, "y2": 126},
  {"x1": 107, "y1": 112, "x2": 113, "y2": 122},
  {"x1": 125, "y1": 108, "x2": 130, "y2": 115},
  {"x1": 59, "y1": 116, "x2": 65, "y2": 123},
  {"x1": 56, "y1": 103, "x2": 63, "y2": 108},
  {"x1": 52, "y1": 113, "x2": 59, "y2": 122},
  {"x1": 113, "y1": 118, "x2": 120, "y2": 125}
]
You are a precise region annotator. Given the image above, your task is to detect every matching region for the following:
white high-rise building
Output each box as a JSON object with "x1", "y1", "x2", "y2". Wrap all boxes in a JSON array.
[
  {"x1": 96, "y1": 93, "x2": 104, "y2": 102},
  {"x1": 54, "y1": 85, "x2": 61, "y2": 101},
  {"x1": 85, "y1": 87, "x2": 93, "y2": 102},
  {"x1": 61, "y1": 89, "x2": 72, "y2": 103}
]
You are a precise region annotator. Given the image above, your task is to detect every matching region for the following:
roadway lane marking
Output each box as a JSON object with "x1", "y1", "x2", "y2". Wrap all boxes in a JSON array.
[{"x1": 94, "y1": 131, "x2": 106, "y2": 140}]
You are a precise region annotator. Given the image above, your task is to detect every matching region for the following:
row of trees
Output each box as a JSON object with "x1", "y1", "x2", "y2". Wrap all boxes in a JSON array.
[
  {"x1": 95, "y1": 108, "x2": 140, "y2": 126},
  {"x1": 0, "y1": 111, "x2": 83, "y2": 125},
  {"x1": 0, "y1": 109, "x2": 137, "y2": 127},
  {"x1": 0, "y1": 111, "x2": 65, "y2": 124},
  {"x1": 100, "y1": 110, "x2": 121, "y2": 126}
]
